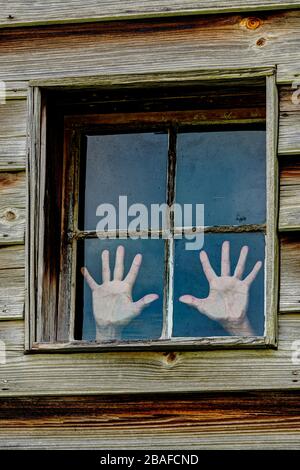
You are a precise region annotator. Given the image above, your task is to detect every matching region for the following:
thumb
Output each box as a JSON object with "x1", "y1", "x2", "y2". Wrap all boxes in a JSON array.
[
  {"x1": 133, "y1": 294, "x2": 159, "y2": 314},
  {"x1": 179, "y1": 295, "x2": 207, "y2": 312},
  {"x1": 179, "y1": 295, "x2": 201, "y2": 307}
]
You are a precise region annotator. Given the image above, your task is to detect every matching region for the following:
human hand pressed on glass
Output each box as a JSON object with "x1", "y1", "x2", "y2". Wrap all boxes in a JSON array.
[
  {"x1": 81, "y1": 246, "x2": 158, "y2": 341},
  {"x1": 82, "y1": 241, "x2": 262, "y2": 340},
  {"x1": 179, "y1": 241, "x2": 262, "y2": 336}
]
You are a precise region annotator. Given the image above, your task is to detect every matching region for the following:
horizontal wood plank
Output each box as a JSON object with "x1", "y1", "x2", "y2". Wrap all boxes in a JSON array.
[
  {"x1": 0, "y1": 315, "x2": 299, "y2": 396},
  {"x1": 0, "y1": 1, "x2": 299, "y2": 29},
  {"x1": 280, "y1": 235, "x2": 300, "y2": 312},
  {"x1": 280, "y1": 85, "x2": 300, "y2": 113},
  {"x1": 1, "y1": 81, "x2": 28, "y2": 101},
  {"x1": 0, "y1": 12, "x2": 300, "y2": 84},
  {"x1": 279, "y1": 111, "x2": 300, "y2": 155},
  {"x1": 0, "y1": 245, "x2": 24, "y2": 270},
  {"x1": 0, "y1": 172, "x2": 26, "y2": 245},
  {"x1": 279, "y1": 159, "x2": 300, "y2": 230},
  {"x1": 0, "y1": 320, "x2": 24, "y2": 359},
  {"x1": 0, "y1": 246, "x2": 25, "y2": 321},
  {"x1": 0, "y1": 100, "x2": 27, "y2": 138},
  {"x1": 0, "y1": 267, "x2": 24, "y2": 320},
  {"x1": 0, "y1": 391, "x2": 300, "y2": 449},
  {"x1": 0, "y1": 99, "x2": 27, "y2": 172},
  {"x1": 0, "y1": 139, "x2": 26, "y2": 172},
  {"x1": 0, "y1": 427, "x2": 300, "y2": 449},
  {"x1": 279, "y1": 86, "x2": 300, "y2": 155},
  {"x1": 0, "y1": 157, "x2": 26, "y2": 172}
]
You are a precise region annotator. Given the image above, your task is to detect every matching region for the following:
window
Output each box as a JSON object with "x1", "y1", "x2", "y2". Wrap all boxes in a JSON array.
[{"x1": 27, "y1": 68, "x2": 278, "y2": 351}]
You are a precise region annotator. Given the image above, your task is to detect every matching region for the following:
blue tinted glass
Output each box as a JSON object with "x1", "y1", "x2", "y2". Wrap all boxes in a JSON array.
[
  {"x1": 83, "y1": 133, "x2": 168, "y2": 230},
  {"x1": 175, "y1": 130, "x2": 266, "y2": 227},
  {"x1": 173, "y1": 233, "x2": 265, "y2": 337},
  {"x1": 80, "y1": 238, "x2": 165, "y2": 341}
]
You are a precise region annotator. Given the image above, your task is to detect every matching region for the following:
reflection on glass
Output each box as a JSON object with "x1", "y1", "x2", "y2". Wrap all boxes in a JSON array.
[
  {"x1": 173, "y1": 233, "x2": 265, "y2": 337},
  {"x1": 79, "y1": 238, "x2": 165, "y2": 341},
  {"x1": 82, "y1": 133, "x2": 168, "y2": 230},
  {"x1": 176, "y1": 130, "x2": 266, "y2": 227}
]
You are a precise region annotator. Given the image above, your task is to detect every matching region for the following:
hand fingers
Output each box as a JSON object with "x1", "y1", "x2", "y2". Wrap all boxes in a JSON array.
[
  {"x1": 101, "y1": 249, "x2": 111, "y2": 283},
  {"x1": 81, "y1": 267, "x2": 98, "y2": 290},
  {"x1": 199, "y1": 250, "x2": 217, "y2": 283},
  {"x1": 124, "y1": 253, "x2": 142, "y2": 286},
  {"x1": 243, "y1": 260, "x2": 263, "y2": 286},
  {"x1": 133, "y1": 293, "x2": 159, "y2": 314},
  {"x1": 234, "y1": 245, "x2": 249, "y2": 279},
  {"x1": 113, "y1": 245, "x2": 125, "y2": 280},
  {"x1": 221, "y1": 240, "x2": 230, "y2": 276}
]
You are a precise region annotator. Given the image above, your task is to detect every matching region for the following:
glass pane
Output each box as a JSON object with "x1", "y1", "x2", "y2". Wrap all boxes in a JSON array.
[
  {"x1": 82, "y1": 133, "x2": 168, "y2": 230},
  {"x1": 175, "y1": 130, "x2": 266, "y2": 227},
  {"x1": 173, "y1": 233, "x2": 265, "y2": 337},
  {"x1": 78, "y1": 238, "x2": 165, "y2": 341}
]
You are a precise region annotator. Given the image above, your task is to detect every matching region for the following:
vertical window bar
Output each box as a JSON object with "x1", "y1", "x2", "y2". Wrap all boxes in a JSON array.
[
  {"x1": 161, "y1": 126, "x2": 177, "y2": 340},
  {"x1": 57, "y1": 130, "x2": 79, "y2": 341}
]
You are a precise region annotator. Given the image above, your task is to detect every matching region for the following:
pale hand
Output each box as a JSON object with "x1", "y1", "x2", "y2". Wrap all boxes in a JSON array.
[
  {"x1": 81, "y1": 246, "x2": 158, "y2": 341},
  {"x1": 180, "y1": 241, "x2": 262, "y2": 336}
]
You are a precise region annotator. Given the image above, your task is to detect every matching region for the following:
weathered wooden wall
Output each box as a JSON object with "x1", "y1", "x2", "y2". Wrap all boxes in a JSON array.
[
  {"x1": 1, "y1": 7, "x2": 300, "y2": 449},
  {"x1": 0, "y1": 392, "x2": 300, "y2": 449},
  {"x1": 0, "y1": 1, "x2": 299, "y2": 28}
]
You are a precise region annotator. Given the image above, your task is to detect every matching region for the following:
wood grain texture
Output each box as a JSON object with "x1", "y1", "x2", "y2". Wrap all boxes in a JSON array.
[
  {"x1": 0, "y1": 172, "x2": 25, "y2": 245},
  {"x1": 0, "y1": 315, "x2": 300, "y2": 396},
  {"x1": 0, "y1": 1, "x2": 300, "y2": 29},
  {"x1": 280, "y1": 235, "x2": 300, "y2": 312},
  {"x1": 0, "y1": 139, "x2": 26, "y2": 172},
  {"x1": 265, "y1": 73, "x2": 279, "y2": 345},
  {"x1": 279, "y1": 159, "x2": 300, "y2": 230},
  {"x1": 0, "y1": 9, "x2": 300, "y2": 404},
  {"x1": 0, "y1": 101, "x2": 27, "y2": 138},
  {"x1": 279, "y1": 111, "x2": 300, "y2": 155},
  {"x1": 0, "y1": 391, "x2": 300, "y2": 449},
  {"x1": 0, "y1": 268, "x2": 24, "y2": 320},
  {"x1": 1, "y1": 81, "x2": 28, "y2": 101},
  {"x1": 0, "y1": 241, "x2": 25, "y2": 321},
  {"x1": 280, "y1": 85, "x2": 300, "y2": 113},
  {"x1": 0, "y1": 320, "x2": 24, "y2": 359},
  {"x1": 0, "y1": 12, "x2": 300, "y2": 84},
  {"x1": 1, "y1": 427, "x2": 300, "y2": 449},
  {"x1": 0, "y1": 245, "x2": 24, "y2": 269},
  {"x1": 279, "y1": 86, "x2": 300, "y2": 155},
  {"x1": 0, "y1": 98, "x2": 27, "y2": 172}
]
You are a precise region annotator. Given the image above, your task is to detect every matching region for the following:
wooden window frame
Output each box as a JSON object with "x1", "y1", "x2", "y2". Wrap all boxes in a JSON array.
[{"x1": 26, "y1": 67, "x2": 279, "y2": 352}]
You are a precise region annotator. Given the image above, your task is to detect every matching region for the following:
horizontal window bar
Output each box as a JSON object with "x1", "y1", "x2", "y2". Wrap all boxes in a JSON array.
[
  {"x1": 68, "y1": 224, "x2": 266, "y2": 241},
  {"x1": 65, "y1": 109, "x2": 265, "y2": 130},
  {"x1": 174, "y1": 224, "x2": 266, "y2": 235}
]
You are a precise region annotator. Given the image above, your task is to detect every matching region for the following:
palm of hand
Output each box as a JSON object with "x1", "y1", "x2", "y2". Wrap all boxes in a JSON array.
[
  {"x1": 198, "y1": 276, "x2": 249, "y2": 323},
  {"x1": 180, "y1": 241, "x2": 262, "y2": 333},
  {"x1": 92, "y1": 280, "x2": 137, "y2": 328}
]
